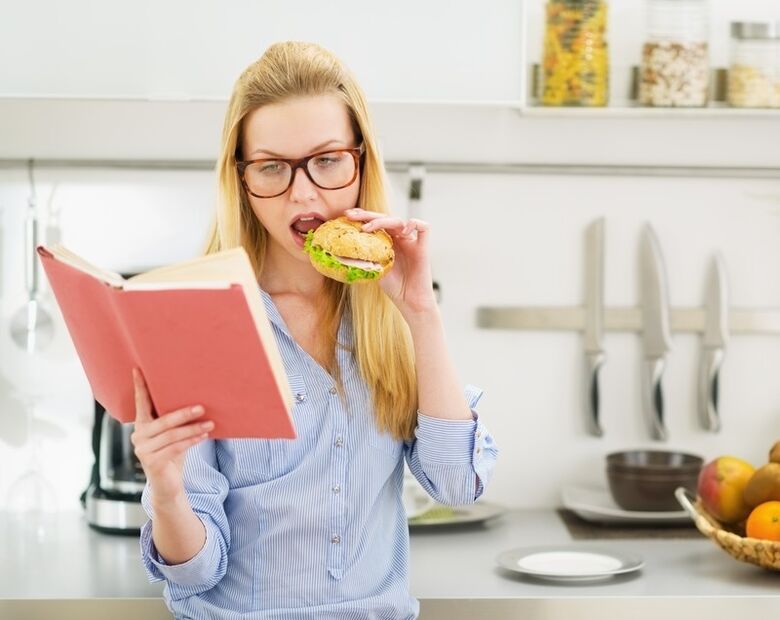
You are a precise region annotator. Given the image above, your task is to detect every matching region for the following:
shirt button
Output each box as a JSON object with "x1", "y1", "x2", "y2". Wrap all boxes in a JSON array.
[
  {"x1": 334, "y1": 436, "x2": 344, "y2": 448},
  {"x1": 332, "y1": 484, "x2": 341, "y2": 494},
  {"x1": 329, "y1": 386, "x2": 337, "y2": 395},
  {"x1": 331, "y1": 534, "x2": 341, "y2": 544},
  {"x1": 476, "y1": 431, "x2": 481, "y2": 438},
  {"x1": 295, "y1": 393, "x2": 305, "y2": 403},
  {"x1": 476, "y1": 447, "x2": 482, "y2": 454}
]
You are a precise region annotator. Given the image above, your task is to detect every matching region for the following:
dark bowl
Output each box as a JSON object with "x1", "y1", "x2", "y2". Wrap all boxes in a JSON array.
[
  {"x1": 606, "y1": 449, "x2": 703, "y2": 472},
  {"x1": 605, "y1": 450, "x2": 704, "y2": 511}
]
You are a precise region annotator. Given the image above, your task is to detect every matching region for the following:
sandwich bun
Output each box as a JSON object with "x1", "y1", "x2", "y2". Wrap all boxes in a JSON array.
[{"x1": 304, "y1": 216, "x2": 394, "y2": 284}]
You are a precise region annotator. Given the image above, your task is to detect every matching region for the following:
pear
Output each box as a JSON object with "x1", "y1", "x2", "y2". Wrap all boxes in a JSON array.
[
  {"x1": 743, "y1": 463, "x2": 780, "y2": 508},
  {"x1": 769, "y1": 440, "x2": 780, "y2": 464}
]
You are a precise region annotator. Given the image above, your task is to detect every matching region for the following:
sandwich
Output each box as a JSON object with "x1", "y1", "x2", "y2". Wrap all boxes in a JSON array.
[{"x1": 303, "y1": 216, "x2": 394, "y2": 283}]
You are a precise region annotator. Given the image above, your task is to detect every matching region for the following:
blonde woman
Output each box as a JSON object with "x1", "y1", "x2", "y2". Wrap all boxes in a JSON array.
[{"x1": 131, "y1": 41, "x2": 498, "y2": 619}]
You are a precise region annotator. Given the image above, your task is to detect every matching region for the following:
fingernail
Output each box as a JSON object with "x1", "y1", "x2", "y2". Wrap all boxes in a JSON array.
[
  {"x1": 192, "y1": 405, "x2": 205, "y2": 414},
  {"x1": 201, "y1": 421, "x2": 214, "y2": 430}
]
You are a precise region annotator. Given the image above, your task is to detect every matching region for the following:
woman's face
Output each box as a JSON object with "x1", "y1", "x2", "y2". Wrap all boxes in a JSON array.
[{"x1": 240, "y1": 94, "x2": 361, "y2": 265}]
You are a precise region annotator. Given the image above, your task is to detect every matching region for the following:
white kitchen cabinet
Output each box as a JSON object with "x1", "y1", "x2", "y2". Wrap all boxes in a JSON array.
[{"x1": 0, "y1": 0, "x2": 524, "y2": 102}]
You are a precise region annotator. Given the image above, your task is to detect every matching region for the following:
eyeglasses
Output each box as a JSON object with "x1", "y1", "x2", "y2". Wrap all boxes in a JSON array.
[{"x1": 236, "y1": 144, "x2": 365, "y2": 199}]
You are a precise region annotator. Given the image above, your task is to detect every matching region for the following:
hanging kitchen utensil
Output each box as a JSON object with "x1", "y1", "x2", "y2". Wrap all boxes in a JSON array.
[
  {"x1": 10, "y1": 160, "x2": 54, "y2": 353},
  {"x1": 407, "y1": 164, "x2": 440, "y2": 303},
  {"x1": 583, "y1": 218, "x2": 606, "y2": 436},
  {"x1": 698, "y1": 253, "x2": 729, "y2": 432},
  {"x1": 640, "y1": 224, "x2": 673, "y2": 441}
]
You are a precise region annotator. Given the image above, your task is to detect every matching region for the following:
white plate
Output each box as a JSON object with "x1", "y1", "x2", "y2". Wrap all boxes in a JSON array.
[
  {"x1": 561, "y1": 485, "x2": 690, "y2": 524},
  {"x1": 408, "y1": 502, "x2": 505, "y2": 528},
  {"x1": 496, "y1": 545, "x2": 644, "y2": 582}
]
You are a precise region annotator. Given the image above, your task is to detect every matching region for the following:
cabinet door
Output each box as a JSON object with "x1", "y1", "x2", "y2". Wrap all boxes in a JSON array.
[{"x1": 1, "y1": 0, "x2": 524, "y2": 102}]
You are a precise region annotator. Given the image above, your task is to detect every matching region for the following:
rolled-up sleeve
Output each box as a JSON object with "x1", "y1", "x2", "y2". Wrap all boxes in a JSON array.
[
  {"x1": 405, "y1": 385, "x2": 498, "y2": 505},
  {"x1": 139, "y1": 439, "x2": 230, "y2": 598}
]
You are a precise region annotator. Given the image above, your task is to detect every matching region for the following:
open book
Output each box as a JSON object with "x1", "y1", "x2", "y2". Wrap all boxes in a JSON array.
[{"x1": 38, "y1": 244, "x2": 295, "y2": 439}]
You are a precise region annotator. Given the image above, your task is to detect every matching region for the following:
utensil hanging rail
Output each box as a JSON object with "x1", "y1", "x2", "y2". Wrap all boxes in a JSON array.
[
  {"x1": 477, "y1": 306, "x2": 780, "y2": 335},
  {"x1": 0, "y1": 159, "x2": 779, "y2": 178}
]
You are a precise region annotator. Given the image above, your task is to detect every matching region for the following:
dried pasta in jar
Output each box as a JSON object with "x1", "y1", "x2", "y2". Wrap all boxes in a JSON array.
[{"x1": 541, "y1": 0, "x2": 609, "y2": 107}]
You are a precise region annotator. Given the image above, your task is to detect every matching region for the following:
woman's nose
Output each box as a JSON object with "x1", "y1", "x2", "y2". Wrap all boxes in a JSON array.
[{"x1": 289, "y1": 167, "x2": 317, "y2": 202}]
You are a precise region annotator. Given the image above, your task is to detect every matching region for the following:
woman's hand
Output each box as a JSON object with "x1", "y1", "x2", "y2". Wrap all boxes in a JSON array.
[
  {"x1": 344, "y1": 208, "x2": 437, "y2": 319},
  {"x1": 130, "y1": 368, "x2": 213, "y2": 503}
]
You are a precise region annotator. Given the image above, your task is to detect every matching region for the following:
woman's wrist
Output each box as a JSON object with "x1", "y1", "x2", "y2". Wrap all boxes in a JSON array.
[
  {"x1": 150, "y1": 485, "x2": 189, "y2": 514},
  {"x1": 403, "y1": 303, "x2": 442, "y2": 333}
]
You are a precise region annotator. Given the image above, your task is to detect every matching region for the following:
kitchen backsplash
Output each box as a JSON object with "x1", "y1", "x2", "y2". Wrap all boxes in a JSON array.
[{"x1": 0, "y1": 166, "x2": 778, "y2": 511}]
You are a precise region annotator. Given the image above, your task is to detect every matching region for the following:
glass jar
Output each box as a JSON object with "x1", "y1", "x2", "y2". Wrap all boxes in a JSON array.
[
  {"x1": 541, "y1": 0, "x2": 609, "y2": 107},
  {"x1": 639, "y1": 0, "x2": 709, "y2": 107},
  {"x1": 728, "y1": 22, "x2": 780, "y2": 109}
]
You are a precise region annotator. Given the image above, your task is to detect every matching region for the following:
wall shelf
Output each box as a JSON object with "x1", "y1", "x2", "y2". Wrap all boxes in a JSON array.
[{"x1": 1, "y1": 97, "x2": 779, "y2": 173}]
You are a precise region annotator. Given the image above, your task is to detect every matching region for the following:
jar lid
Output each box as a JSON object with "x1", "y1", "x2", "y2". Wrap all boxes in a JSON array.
[{"x1": 730, "y1": 22, "x2": 780, "y2": 40}]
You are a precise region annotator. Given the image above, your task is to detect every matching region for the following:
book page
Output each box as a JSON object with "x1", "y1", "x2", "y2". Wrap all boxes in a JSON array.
[
  {"x1": 46, "y1": 244, "x2": 125, "y2": 288},
  {"x1": 129, "y1": 248, "x2": 291, "y2": 410}
]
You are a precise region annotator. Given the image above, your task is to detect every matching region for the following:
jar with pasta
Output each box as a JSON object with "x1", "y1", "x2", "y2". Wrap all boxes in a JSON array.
[
  {"x1": 728, "y1": 22, "x2": 780, "y2": 109},
  {"x1": 639, "y1": 0, "x2": 709, "y2": 107},
  {"x1": 541, "y1": 0, "x2": 609, "y2": 107}
]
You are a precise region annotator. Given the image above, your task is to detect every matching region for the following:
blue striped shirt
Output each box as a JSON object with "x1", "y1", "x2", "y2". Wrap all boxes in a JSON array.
[{"x1": 140, "y1": 288, "x2": 498, "y2": 619}]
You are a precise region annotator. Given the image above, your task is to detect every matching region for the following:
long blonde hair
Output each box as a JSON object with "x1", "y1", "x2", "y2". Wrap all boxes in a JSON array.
[{"x1": 204, "y1": 41, "x2": 418, "y2": 440}]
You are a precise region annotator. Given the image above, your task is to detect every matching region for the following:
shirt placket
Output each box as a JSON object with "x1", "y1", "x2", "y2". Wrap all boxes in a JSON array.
[{"x1": 327, "y1": 382, "x2": 348, "y2": 580}]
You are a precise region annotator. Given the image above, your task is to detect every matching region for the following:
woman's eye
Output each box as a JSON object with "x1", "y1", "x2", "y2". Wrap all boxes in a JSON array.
[
  {"x1": 313, "y1": 155, "x2": 338, "y2": 167},
  {"x1": 259, "y1": 162, "x2": 284, "y2": 174}
]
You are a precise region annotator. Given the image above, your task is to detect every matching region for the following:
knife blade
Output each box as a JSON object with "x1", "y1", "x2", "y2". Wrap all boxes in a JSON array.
[
  {"x1": 698, "y1": 253, "x2": 729, "y2": 432},
  {"x1": 640, "y1": 224, "x2": 673, "y2": 440},
  {"x1": 583, "y1": 218, "x2": 605, "y2": 437}
]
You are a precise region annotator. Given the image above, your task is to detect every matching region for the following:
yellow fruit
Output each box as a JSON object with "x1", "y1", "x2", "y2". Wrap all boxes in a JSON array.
[
  {"x1": 769, "y1": 441, "x2": 780, "y2": 464},
  {"x1": 743, "y1": 463, "x2": 780, "y2": 508}
]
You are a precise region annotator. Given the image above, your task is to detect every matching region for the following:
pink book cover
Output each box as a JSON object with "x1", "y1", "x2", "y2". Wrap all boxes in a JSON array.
[{"x1": 38, "y1": 247, "x2": 295, "y2": 440}]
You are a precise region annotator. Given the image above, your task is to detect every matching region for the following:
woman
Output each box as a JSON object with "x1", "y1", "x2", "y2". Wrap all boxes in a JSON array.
[{"x1": 132, "y1": 41, "x2": 498, "y2": 619}]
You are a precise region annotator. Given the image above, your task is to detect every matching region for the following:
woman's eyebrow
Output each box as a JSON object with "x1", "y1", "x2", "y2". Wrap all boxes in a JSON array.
[{"x1": 249, "y1": 139, "x2": 347, "y2": 158}]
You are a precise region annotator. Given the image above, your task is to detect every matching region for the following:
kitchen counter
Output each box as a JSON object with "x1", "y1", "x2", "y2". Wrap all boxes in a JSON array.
[{"x1": 1, "y1": 508, "x2": 778, "y2": 620}]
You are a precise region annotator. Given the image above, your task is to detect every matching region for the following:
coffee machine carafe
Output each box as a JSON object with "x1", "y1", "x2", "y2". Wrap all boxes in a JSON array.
[{"x1": 82, "y1": 399, "x2": 147, "y2": 534}]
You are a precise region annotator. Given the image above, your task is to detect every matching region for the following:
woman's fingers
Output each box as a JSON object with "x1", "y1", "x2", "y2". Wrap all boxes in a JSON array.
[
  {"x1": 345, "y1": 209, "x2": 430, "y2": 241},
  {"x1": 344, "y1": 207, "x2": 384, "y2": 222},
  {"x1": 134, "y1": 404, "x2": 206, "y2": 440},
  {"x1": 140, "y1": 432, "x2": 210, "y2": 466},
  {"x1": 133, "y1": 368, "x2": 154, "y2": 423},
  {"x1": 133, "y1": 419, "x2": 213, "y2": 455},
  {"x1": 362, "y1": 216, "x2": 429, "y2": 240}
]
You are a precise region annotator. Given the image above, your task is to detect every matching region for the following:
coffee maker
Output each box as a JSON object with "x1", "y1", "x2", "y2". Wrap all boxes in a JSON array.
[{"x1": 81, "y1": 398, "x2": 147, "y2": 534}]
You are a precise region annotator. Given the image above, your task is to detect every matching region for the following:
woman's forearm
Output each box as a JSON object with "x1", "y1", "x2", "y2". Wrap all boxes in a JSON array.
[
  {"x1": 406, "y1": 306, "x2": 473, "y2": 421},
  {"x1": 151, "y1": 491, "x2": 207, "y2": 565}
]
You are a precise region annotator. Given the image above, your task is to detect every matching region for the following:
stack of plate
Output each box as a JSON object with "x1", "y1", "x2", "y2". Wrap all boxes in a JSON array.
[{"x1": 561, "y1": 485, "x2": 690, "y2": 525}]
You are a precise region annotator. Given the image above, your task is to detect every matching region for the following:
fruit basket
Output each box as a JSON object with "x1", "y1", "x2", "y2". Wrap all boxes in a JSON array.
[{"x1": 675, "y1": 487, "x2": 780, "y2": 571}]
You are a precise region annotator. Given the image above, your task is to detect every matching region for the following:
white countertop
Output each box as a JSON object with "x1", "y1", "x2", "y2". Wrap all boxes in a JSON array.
[{"x1": 2, "y1": 507, "x2": 778, "y2": 619}]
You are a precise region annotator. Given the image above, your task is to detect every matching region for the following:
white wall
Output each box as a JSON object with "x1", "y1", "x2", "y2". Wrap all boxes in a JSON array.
[{"x1": 0, "y1": 167, "x2": 778, "y2": 511}]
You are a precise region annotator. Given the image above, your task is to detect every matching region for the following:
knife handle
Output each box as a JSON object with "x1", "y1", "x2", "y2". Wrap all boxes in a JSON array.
[
  {"x1": 698, "y1": 348, "x2": 723, "y2": 432},
  {"x1": 642, "y1": 358, "x2": 668, "y2": 441},
  {"x1": 585, "y1": 353, "x2": 605, "y2": 437}
]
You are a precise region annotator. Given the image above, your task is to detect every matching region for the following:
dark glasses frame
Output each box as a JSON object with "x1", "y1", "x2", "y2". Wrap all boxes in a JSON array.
[{"x1": 236, "y1": 144, "x2": 365, "y2": 199}]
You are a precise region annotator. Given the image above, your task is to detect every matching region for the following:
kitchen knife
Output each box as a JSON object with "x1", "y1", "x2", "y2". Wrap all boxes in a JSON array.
[
  {"x1": 640, "y1": 224, "x2": 673, "y2": 441},
  {"x1": 698, "y1": 253, "x2": 729, "y2": 432},
  {"x1": 583, "y1": 218, "x2": 605, "y2": 437}
]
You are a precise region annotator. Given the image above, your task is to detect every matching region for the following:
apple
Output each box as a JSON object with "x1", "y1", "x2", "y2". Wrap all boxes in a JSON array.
[{"x1": 697, "y1": 456, "x2": 755, "y2": 524}]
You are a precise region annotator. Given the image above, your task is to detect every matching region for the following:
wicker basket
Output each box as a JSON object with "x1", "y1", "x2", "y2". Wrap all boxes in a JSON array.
[{"x1": 675, "y1": 487, "x2": 780, "y2": 571}]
